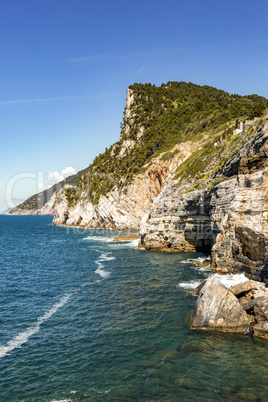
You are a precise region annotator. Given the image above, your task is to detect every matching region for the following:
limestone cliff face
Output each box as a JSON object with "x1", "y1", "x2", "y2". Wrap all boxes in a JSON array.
[
  {"x1": 140, "y1": 122, "x2": 268, "y2": 283},
  {"x1": 53, "y1": 143, "x2": 193, "y2": 229},
  {"x1": 14, "y1": 82, "x2": 268, "y2": 282}
]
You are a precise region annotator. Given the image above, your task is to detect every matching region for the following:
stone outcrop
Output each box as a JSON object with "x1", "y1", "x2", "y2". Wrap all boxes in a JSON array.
[
  {"x1": 191, "y1": 277, "x2": 268, "y2": 340},
  {"x1": 53, "y1": 160, "x2": 170, "y2": 229},
  {"x1": 253, "y1": 322, "x2": 268, "y2": 340},
  {"x1": 52, "y1": 142, "x2": 194, "y2": 230},
  {"x1": 113, "y1": 235, "x2": 139, "y2": 241},
  {"x1": 140, "y1": 122, "x2": 268, "y2": 283},
  {"x1": 229, "y1": 280, "x2": 266, "y2": 296},
  {"x1": 191, "y1": 277, "x2": 251, "y2": 333}
]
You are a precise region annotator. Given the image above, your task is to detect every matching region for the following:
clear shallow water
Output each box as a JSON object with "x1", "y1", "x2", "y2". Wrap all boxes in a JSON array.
[{"x1": 0, "y1": 216, "x2": 267, "y2": 401}]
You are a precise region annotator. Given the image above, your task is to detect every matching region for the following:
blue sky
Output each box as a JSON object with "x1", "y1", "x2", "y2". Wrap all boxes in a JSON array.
[{"x1": 1, "y1": 0, "x2": 268, "y2": 211}]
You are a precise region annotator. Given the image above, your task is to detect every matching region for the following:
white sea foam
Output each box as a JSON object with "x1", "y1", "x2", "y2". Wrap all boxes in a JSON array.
[
  {"x1": 51, "y1": 399, "x2": 72, "y2": 402},
  {"x1": 82, "y1": 236, "x2": 113, "y2": 243},
  {"x1": 181, "y1": 256, "x2": 208, "y2": 264},
  {"x1": 197, "y1": 265, "x2": 211, "y2": 272},
  {"x1": 178, "y1": 280, "x2": 203, "y2": 289},
  {"x1": 190, "y1": 256, "x2": 208, "y2": 263},
  {"x1": 81, "y1": 280, "x2": 102, "y2": 287},
  {"x1": 99, "y1": 253, "x2": 115, "y2": 261},
  {"x1": 213, "y1": 273, "x2": 248, "y2": 287},
  {"x1": 110, "y1": 239, "x2": 140, "y2": 249},
  {"x1": 94, "y1": 252, "x2": 113, "y2": 278},
  {"x1": 177, "y1": 272, "x2": 248, "y2": 290},
  {"x1": 0, "y1": 294, "x2": 71, "y2": 359},
  {"x1": 94, "y1": 268, "x2": 111, "y2": 278}
]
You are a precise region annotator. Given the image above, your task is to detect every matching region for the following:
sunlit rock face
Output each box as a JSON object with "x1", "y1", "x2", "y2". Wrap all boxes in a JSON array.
[
  {"x1": 53, "y1": 144, "x2": 192, "y2": 230},
  {"x1": 141, "y1": 123, "x2": 268, "y2": 283},
  {"x1": 191, "y1": 277, "x2": 268, "y2": 339},
  {"x1": 53, "y1": 87, "x2": 268, "y2": 283},
  {"x1": 191, "y1": 277, "x2": 251, "y2": 333}
]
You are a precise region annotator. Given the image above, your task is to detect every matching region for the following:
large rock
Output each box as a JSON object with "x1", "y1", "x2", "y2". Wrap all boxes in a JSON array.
[
  {"x1": 191, "y1": 277, "x2": 251, "y2": 333},
  {"x1": 252, "y1": 321, "x2": 268, "y2": 340},
  {"x1": 229, "y1": 280, "x2": 265, "y2": 297},
  {"x1": 241, "y1": 297, "x2": 265, "y2": 311},
  {"x1": 253, "y1": 297, "x2": 268, "y2": 322}
]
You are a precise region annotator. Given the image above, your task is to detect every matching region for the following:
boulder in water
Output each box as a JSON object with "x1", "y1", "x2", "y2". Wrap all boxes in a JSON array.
[{"x1": 191, "y1": 277, "x2": 251, "y2": 333}]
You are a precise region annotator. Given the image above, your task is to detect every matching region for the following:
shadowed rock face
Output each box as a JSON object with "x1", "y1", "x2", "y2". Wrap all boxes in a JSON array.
[
  {"x1": 191, "y1": 277, "x2": 251, "y2": 333},
  {"x1": 253, "y1": 322, "x2": 268, "y2": 340},
  {"x1": 140, "y1": 123, "x2": 268, "y2": 283}
]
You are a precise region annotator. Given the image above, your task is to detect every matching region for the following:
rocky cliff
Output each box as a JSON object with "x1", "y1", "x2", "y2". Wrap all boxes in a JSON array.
[
  {"x1": 10, "y1": 81, "x2": 268, "y2": 282},
  {"x1": 52, "y1": 141, "x2": 194, "y2": 229},
  {"x1": 140, "y1": 121, "x2": 268, "y2": 283}
]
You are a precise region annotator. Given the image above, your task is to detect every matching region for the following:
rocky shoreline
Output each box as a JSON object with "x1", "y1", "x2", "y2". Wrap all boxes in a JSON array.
[
  {"x1": 140, "y1": 122, "x2": 268, "y2": 284},
  {"x1": 113, "y1": 235, "x2": 139, "y2": 241},
  {"x1": 9, "y1": 85, "x2": 268, "y2": 286},
  {"x1": 191, "y1": 277, "x2": 268, "y2": 340}
]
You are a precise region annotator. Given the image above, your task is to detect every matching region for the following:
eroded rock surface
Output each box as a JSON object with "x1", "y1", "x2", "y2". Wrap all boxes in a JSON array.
[
  {"x1": 191, "y1": 277, "x2": 251, "y2": 333},
  {"x1": 140, "y1": 123, "x2": 268, "y2": 283},
  {"x1": 53, "y1": 142, "x2": 194, "y2": 230},
  {"x1": 252, "y1": 322, "x2": 268, "y2": 340},
  {"x1": 191, "y1": 278, "x2": 268, "y2": 340}
]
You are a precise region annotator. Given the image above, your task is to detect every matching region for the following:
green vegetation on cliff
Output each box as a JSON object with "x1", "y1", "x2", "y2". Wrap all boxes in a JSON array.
[
  {"x1": 76, "y1": 82, "x2": 268, "y2": 204},
  {"x1": 11, "y1": 81, "x2": 268, "y2": 211},
  {"x1": 9, "y1": 168, "x2": 88, "y2": 213}
]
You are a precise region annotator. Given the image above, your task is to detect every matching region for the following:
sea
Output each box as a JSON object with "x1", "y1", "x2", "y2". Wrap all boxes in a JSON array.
[{"x1": 0, "y1": 215, "x2": 267, "y2": 401}]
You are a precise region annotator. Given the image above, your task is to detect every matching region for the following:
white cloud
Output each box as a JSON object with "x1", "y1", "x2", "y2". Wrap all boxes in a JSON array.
[
  {"x1": 48, "y1": 171, "x2": 64, "y2": 182},
  {"x1": 38, "y1": 182, "x2": 48, "y2": 191},
  {"x1": 48, "y1": 166, "x2": 76, "y2": 183},
  {"x1": 61, "y1": 166, "x2": 76, "y2": 177}
]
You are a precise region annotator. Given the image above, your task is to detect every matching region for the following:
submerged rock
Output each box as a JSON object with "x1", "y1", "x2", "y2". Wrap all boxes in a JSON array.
[
  {"x1": 191, "y1": 277, "x2": 251, "y2": 333},
  {"x1": 113, "y1": 235, "x2": 139, "y2": 241}
]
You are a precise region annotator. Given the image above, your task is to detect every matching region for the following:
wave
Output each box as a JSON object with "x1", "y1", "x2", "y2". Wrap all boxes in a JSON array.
[
  {"x1": 95, "y1": 266, "x2": 111, "y2": 279},
  {"x1": 0, "y1": 294, "x2": 71, "y2": 359},
  {"x1": 180, "y1": 256, "x2": 208, "y2": 264},
  {"x1": 178, "y1": 280, "x2": 203, "y2": 289},
  {"x1": 94, "y1": 252, "x2": 113, "y2": 279},
  {"x1": 51, "y1": 399, "x2": 72, "y2": 402},
  {"x1": 99, "y1": 253, "x2": 115, "y2": 261},
  {"x1": 109, "y1": 239, "x2": 140, "y2": 249},
  {"x1": 177, "y1": 272, "x2": 248, "y2": 290},
  {"x1": 213, "y1": 273, "x2": 248, "y2": 287},
  {"x1": 82, "y1": 236, "x2": 113, "y2": 243}
]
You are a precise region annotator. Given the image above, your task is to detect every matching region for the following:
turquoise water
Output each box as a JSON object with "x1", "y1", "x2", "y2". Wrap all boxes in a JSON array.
[{"x1": 0, "y1": 215, "x2": 267, "y2": 401}]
